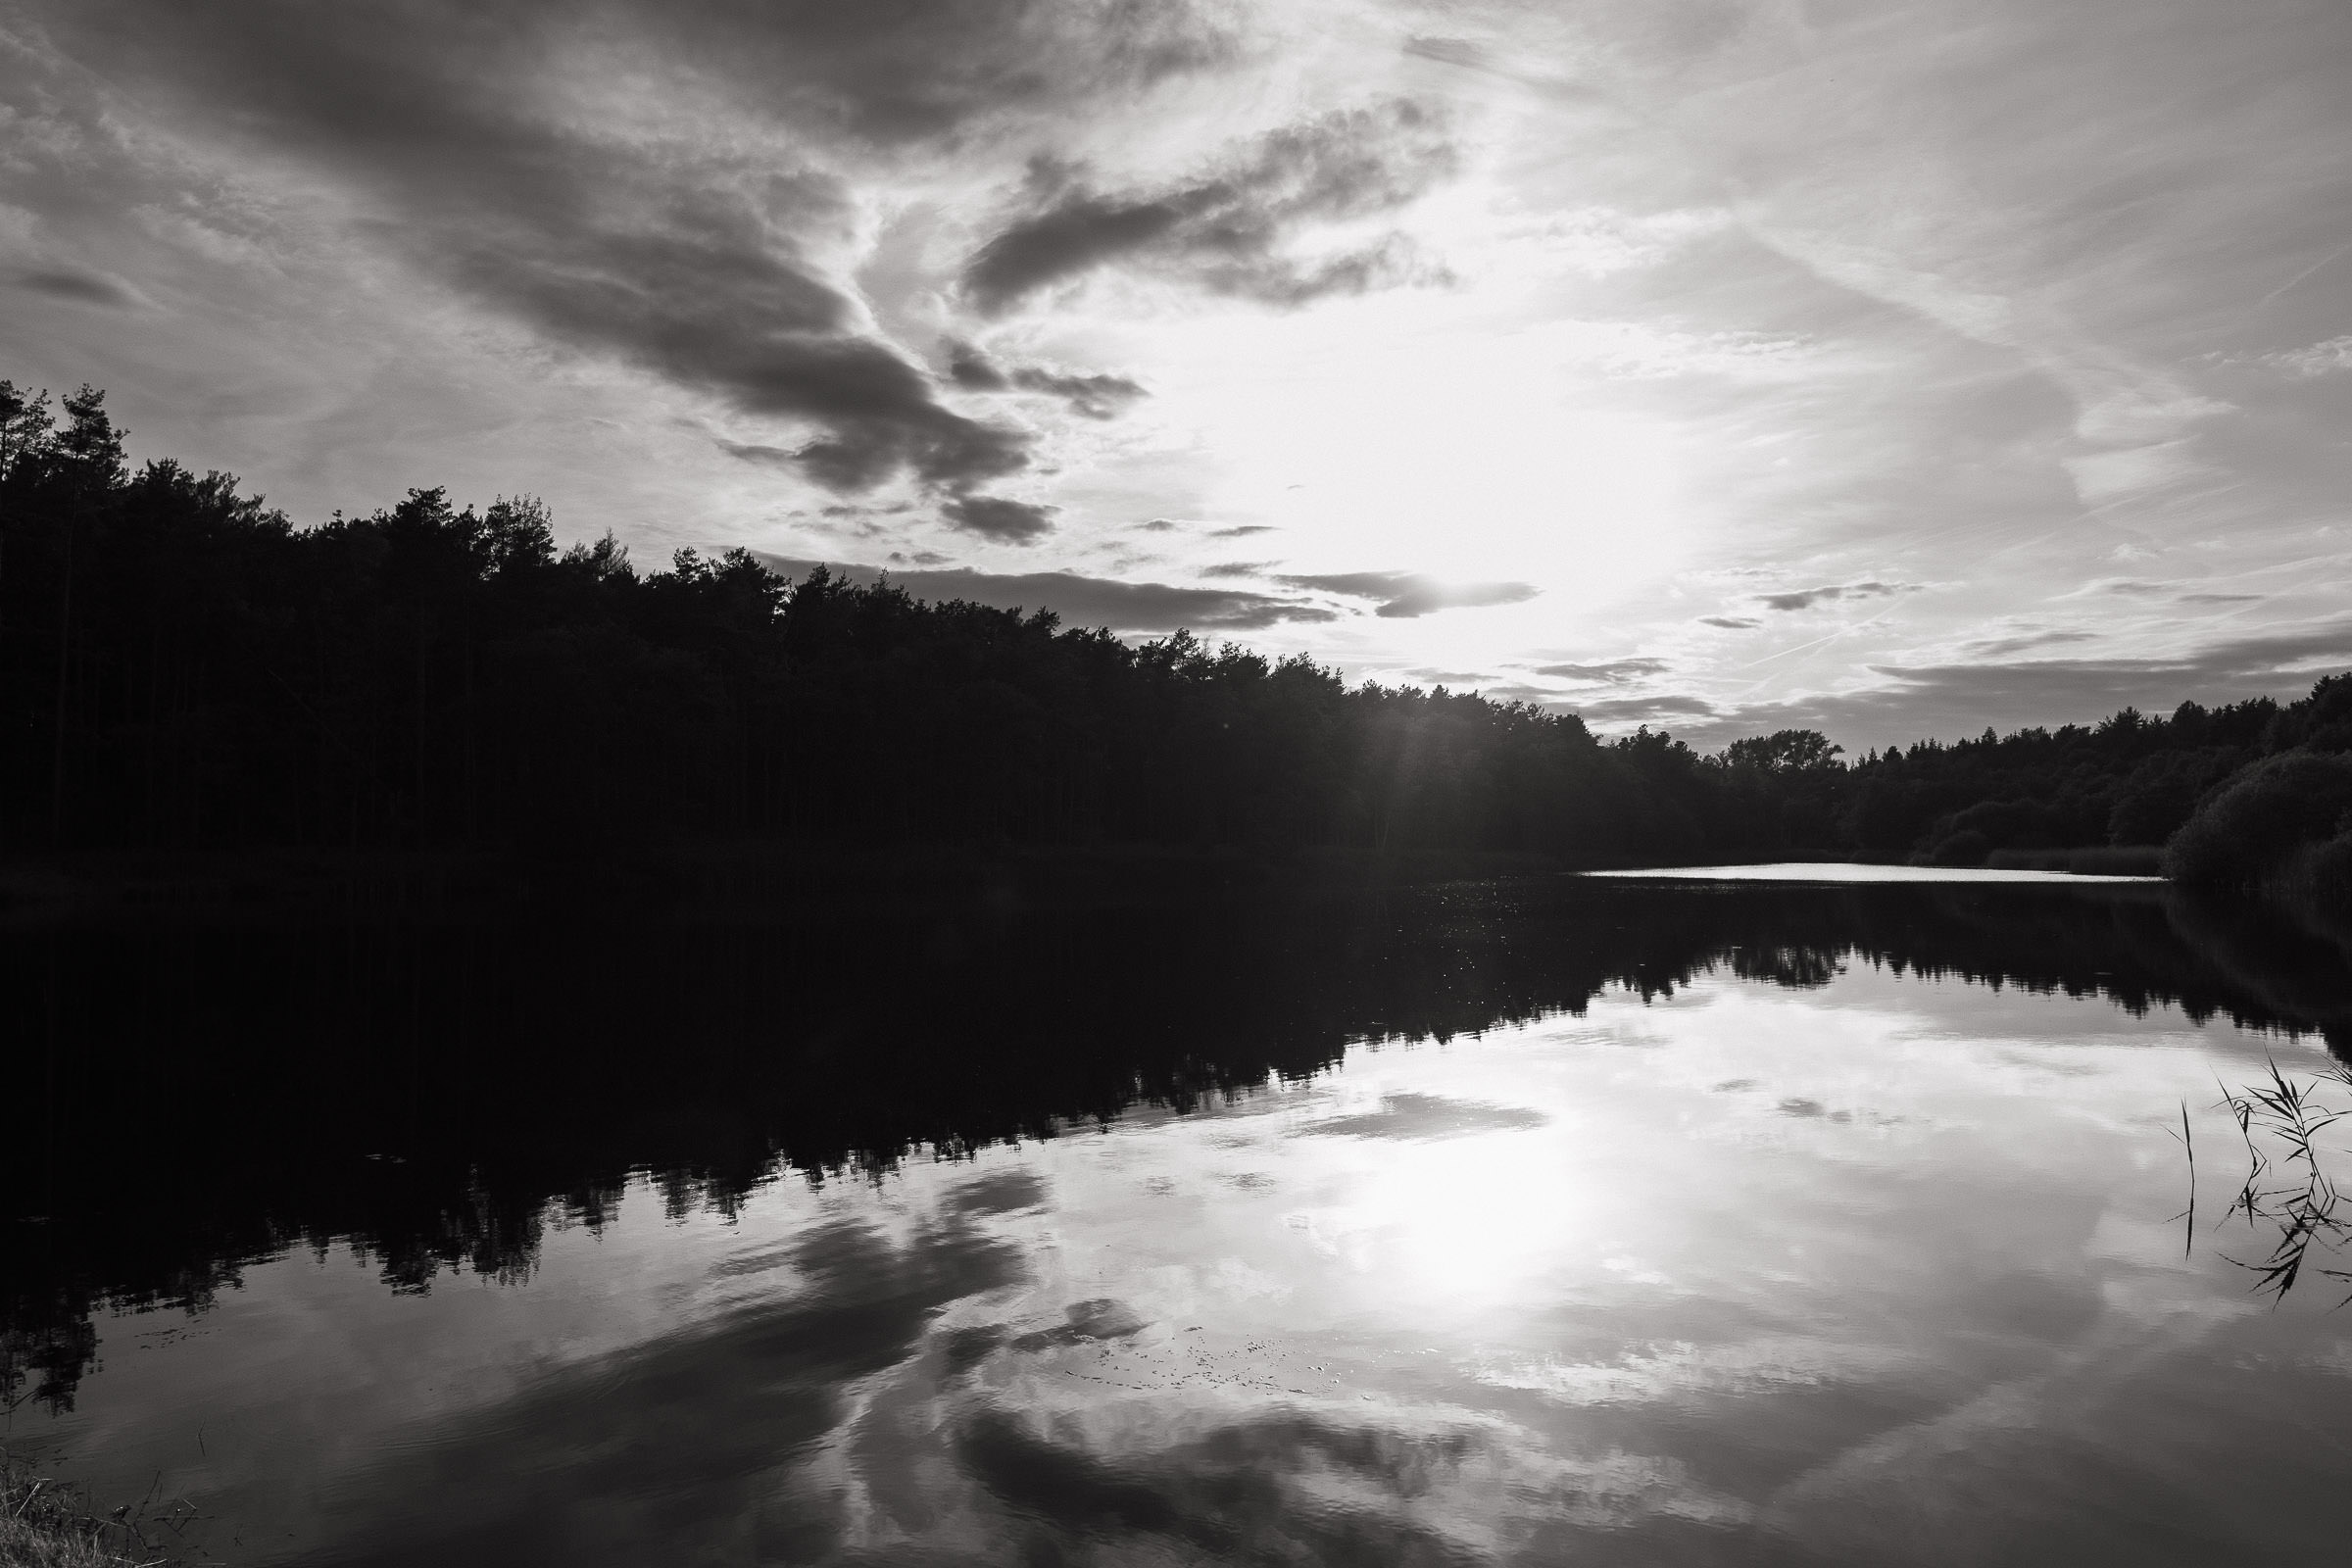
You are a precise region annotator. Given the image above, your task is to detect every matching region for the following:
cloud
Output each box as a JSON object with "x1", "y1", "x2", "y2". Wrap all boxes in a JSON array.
[
  {"x1": 1208, "y1": 524, "x2": 1278, "y2": 538},
  {"x1": 1573, "y1": 693, "x2": 1721, "y2": 725},
  {"x1": 273, "y1": 1216, "x2": 1026, "y2": 1566},
  {"x1": 1198, "y1": 561, "x2": 1278, "y2": 578},
  {"x1": 960, "y1": 99, "x2": 1455, "y2": 315},
  {"x1": 1672, "y1": 617, "x2": 2352, "y2": 752},
  {"x1": 1954, "y1": 627, "x2": 2098, "y2": 659},
  {"x1": 1530, "y1": 658, "x2": 1670, "y2": 685},
  {"x1": 2179, "y1": 592, "x2": 2263, "y2": 605},
  {"x1": 715, "y1": 440, "x2": 797, "y2": 466},
  {"x1": 1755, "y1": 580, "x2": 1918, "y2": 612},
  {"x1": 12, "y1": 265, "x2": 148, "y2": 309},
  {"x1": 1700, "y1": 616, "x2": 1762, "y2": 630},
  {"x1": 40, "y1": 0, "x2": 1240, "y2": 498},
  {"x1": 941, "y1": 494, "x2": 1058, "y2": 543},
  {"x1": 2064, "y1": 440, "x2": 2201, "y2": 505},
  {"x1": 757, "y1": 556, "x2": 1340, "y2": 631},
  {"x1": 2251, "y1": 335, "x2": 2352, "y2": 378},
  {"x1": 954, "y1": 1406, "x2": 1521, "y2": 1562},
  {"x1": 945, "y1": 341, "x2": 1147, "y2": 418},
  {"x1": 1279, "y1": 570, "x2": 1540, "y2": 618}
]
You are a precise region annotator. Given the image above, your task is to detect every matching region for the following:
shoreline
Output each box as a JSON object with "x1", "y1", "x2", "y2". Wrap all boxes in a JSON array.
[
  {"x1": 0, "y1": 840, "x2": 2179, "y2": 927},
  {"x1": 0, "y1": 840, "x2": 1597, "y2": 927}
]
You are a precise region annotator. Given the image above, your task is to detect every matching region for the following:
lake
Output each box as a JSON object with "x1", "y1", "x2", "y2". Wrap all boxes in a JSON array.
[{"x1": 6, "y1": 870, "x2": 2352, "y2": 1565}]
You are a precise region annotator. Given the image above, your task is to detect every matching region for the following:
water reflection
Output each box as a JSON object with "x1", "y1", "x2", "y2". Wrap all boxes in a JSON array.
[{"x1": 6, "y1": 877, "x2": 2352, "y2": 1564}]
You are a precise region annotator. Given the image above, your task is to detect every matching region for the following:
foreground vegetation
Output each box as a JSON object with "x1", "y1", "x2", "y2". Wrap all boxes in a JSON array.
[
  {"x1": 2, "y1": 379, "x2": 2345, "y2": 891},
  {"x1": 0, "y1": 1450, "x2": 178, "y2": 1567}
]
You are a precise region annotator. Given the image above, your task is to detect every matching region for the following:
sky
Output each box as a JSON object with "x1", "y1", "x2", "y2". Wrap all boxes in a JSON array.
[{"x1": 4, "y1": 0, "x2": 2349, "y2": 750}]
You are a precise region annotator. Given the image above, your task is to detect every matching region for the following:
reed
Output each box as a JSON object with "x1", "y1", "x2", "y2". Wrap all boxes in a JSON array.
[{"x1": 2210, "y1": 1060, "x2": 2352, "y2": 1304}]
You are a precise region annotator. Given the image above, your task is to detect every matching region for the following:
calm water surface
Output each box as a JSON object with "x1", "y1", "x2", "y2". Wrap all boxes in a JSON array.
[{"x1": 6, "y1": 875, "x2": 2351, "y2": 1564}]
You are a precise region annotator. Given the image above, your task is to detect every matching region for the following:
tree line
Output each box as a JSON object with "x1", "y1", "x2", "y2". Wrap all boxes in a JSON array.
[{"x1": 2, "y1": 379, "x2": 2346, "y2": 881}]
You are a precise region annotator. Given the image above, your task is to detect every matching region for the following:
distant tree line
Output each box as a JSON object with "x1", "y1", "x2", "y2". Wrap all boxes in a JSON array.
[
  {"x1": 1843, "y1": 682, "x2": 2352, "y2": 888},
  {"x1": 2, "y1": 379, "x2": 2346, "y2": 886}
]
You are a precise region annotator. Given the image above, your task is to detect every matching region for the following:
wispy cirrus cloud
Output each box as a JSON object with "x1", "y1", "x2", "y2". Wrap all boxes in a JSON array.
[{"x1": 2246, "y1": 335, "x2": 2352, "y2": 378}]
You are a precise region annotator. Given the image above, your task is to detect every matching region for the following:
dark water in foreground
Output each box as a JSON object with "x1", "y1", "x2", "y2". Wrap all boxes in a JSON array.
[{"x1": 6, "y1": 871, "x2": 2352, "y2": 1565}]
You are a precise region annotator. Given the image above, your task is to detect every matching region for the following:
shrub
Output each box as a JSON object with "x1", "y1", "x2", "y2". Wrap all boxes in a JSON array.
[{"x1": 2165, "y1": 751, "x2": 2352, "y2": 892}]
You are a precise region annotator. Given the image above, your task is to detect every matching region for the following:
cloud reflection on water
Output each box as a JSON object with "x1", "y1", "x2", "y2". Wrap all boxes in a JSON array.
[{"x1": 220, "y1": 965, "x2": 2352, "y2": 1565}]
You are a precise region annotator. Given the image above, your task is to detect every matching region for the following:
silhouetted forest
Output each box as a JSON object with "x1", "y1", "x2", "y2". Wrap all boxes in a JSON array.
[
  {"x1": 7, "y1": 874, "x2": 2349, "y2": 1414},
  {"x1": 3, "y1": 379, "x2": 2347, "y2": 880}
]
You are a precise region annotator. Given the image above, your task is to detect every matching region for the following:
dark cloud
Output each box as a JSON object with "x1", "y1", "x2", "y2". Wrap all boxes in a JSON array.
[
  {"x1": 13, "y1": 266, "x2": 147, "y2": 309},
  {"x1": 1531, "y1": 658, "x2": 1671, "y2": 684},
  {"x1": 1136, "y1": 518, "x2": 1182, "y2": 532},
  {"x1": 1198, "y1": 561, "x2": 1279, "y2": 578},
  {"x1": 1010, "y1": 366, "x2": 1147, "y2": 417},
  {"x1": 961, "y1": 99, "x2": 1455, "y2": 315},
  {"x1": 1756, "y1": 579, "x2": 1919, "y2": 612},
  {"x1": 1208, "y1": 524, "x2": 1278, "y2": 538},
  {"x1": 1402, "y1": 36, "x2": 1498, "y2": 72},
  {"x1": 756, "y1": 555, "x2": 1340, "y2": 631},
  {"x1": 944, "y1": 341, "x2": 1148, "y2": 418},
  {"x1": 1957, "y1": 628, "x2": 2098, "y2": 659},
  {"x1": 633, "y1": 0, "x2": 1237, "y2": 147},
  {"x1": 942, "y1": 494, "x2": 1059, "y2": 543},
  {"x1": 1456, "y1": 681, "x2": 1563, "y2": 705},
  {"x1": 1700, "y1": 615, "x2": 1762, "y2": 629},
  {"x1": 1279, "y1": 570, "x2": 1540, "y2": 618},
  {"x1": 2180, "y1": 592, "x2": 2264, "y2": 605},
  {"x1": 1574, "y1": 693, "x2": 1721, "y2": 725},
  {"x1": 945, "y1": 341, "x2": 1013, "y2": 390},
  {"x1": 715, "y1": 440, "x2": 798, "y2": 466},
  {"x1": 38, "y1": 0, "x2": 1239, "y2": 499}
]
